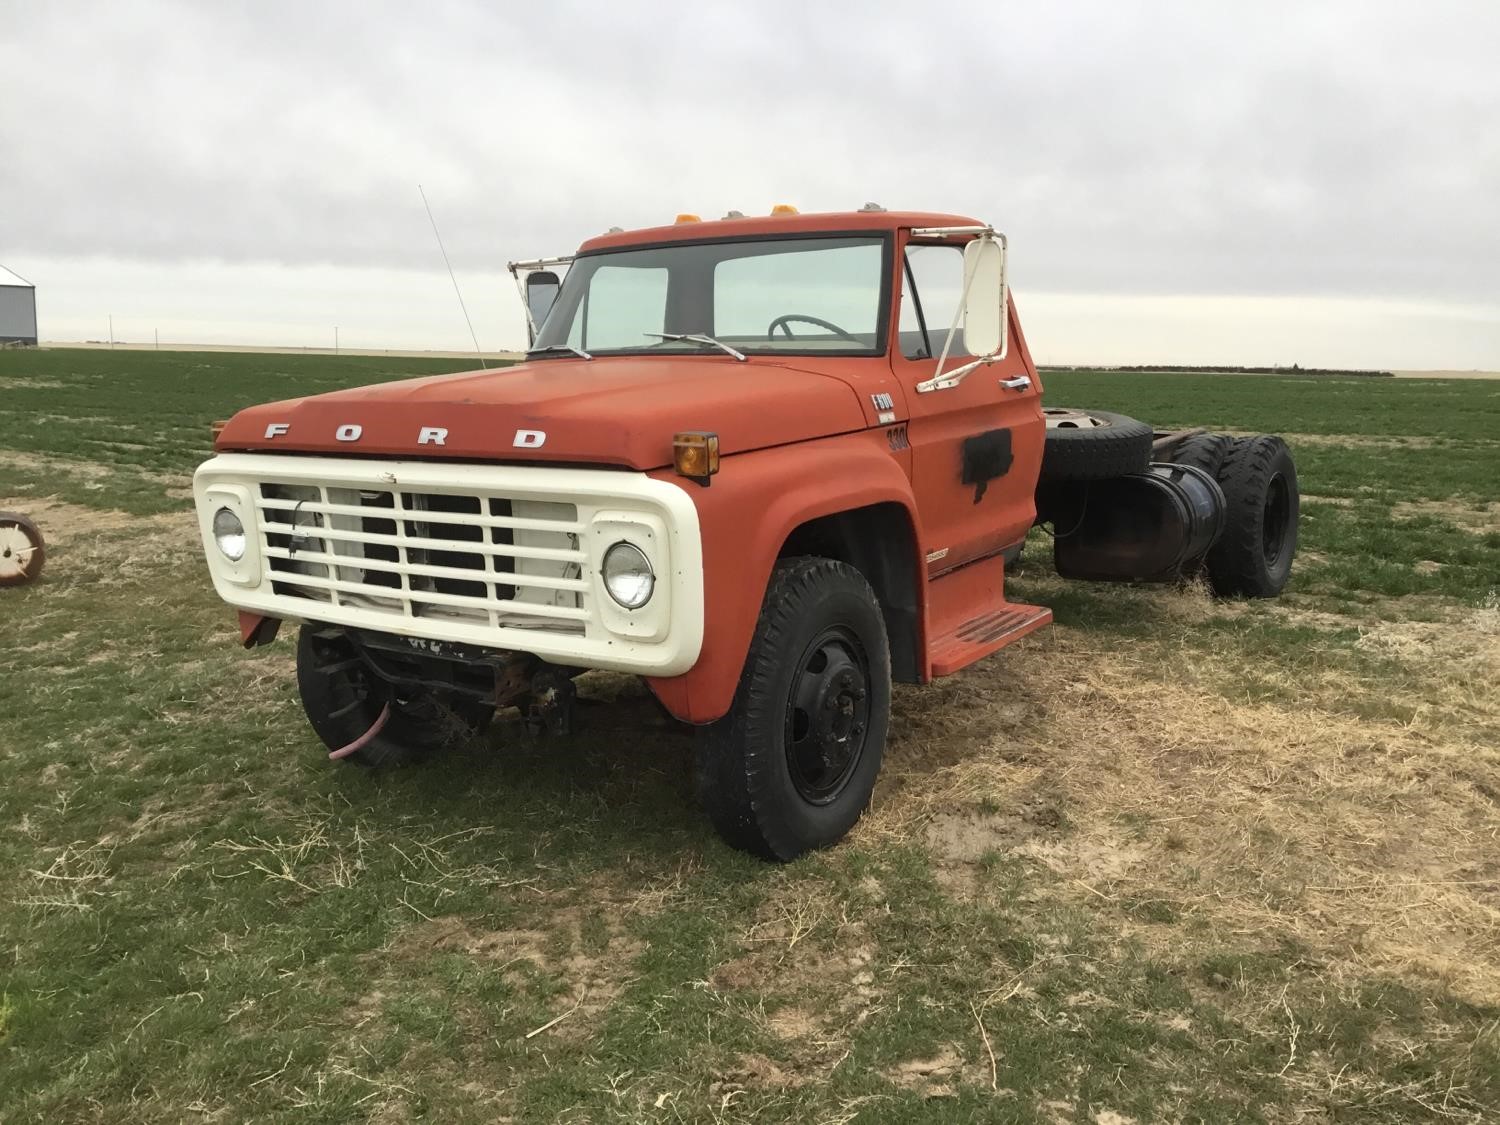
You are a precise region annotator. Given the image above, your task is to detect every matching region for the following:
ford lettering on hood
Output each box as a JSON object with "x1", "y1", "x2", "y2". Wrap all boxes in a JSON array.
[{"x1": 215, "y1": 356, "x2": 873, "y2": 469}]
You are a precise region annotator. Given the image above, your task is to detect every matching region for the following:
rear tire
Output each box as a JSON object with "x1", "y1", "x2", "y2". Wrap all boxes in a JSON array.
[
  {"x1": 697, "y1": 558, "x2": 890, "y2": 862},
  {"x1": 1170, "y1": 432, "x2": 1236, "y2": 478},
  {"x1": 1206, "y1": 436, "x2": 1299, "y2": 598},
  {"x1": 296, "y1": 627, "x2": 491, "y2": 768}
]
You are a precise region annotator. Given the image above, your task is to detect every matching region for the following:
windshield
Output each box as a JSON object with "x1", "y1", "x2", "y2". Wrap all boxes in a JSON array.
[{"x1": 531, "y1": 235, "x2": 889, "y2": 357}]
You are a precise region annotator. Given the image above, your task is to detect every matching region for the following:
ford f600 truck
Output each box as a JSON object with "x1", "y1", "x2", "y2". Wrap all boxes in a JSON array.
[{"x1": 194, "y1": 206, "x2": 1299, "y2": 860}]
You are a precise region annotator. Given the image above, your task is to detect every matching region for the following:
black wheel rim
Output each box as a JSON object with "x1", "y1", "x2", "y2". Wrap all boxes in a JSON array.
[
  {"x1": 1263, "y1": 473, "x2": 1291, "y2": 565},
  {"x1": 784, "y1": 625, "x2": 872, "y2": 805}
]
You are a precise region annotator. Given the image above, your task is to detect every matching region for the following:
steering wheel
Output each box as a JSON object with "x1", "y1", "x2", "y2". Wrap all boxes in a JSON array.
[{"x1": 767, "y1": 314, "x2": 863, "y2": 344}]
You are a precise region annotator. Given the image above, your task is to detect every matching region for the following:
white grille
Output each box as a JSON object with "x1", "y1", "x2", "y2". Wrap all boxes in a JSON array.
[
  {"x1": 256, "y1": 481, "x2": 589, "y2": 634},
  {"x1": 194, "y1": 454, "x2": 706, "y2": 676}
]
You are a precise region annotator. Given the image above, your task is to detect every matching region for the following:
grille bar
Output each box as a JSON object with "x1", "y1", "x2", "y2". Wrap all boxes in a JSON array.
[
  {"x1": 263, "y1": 569, "x2": 590, "y2": 620},
  {"x1": 256, "y1": 495, "x2": 584, "y2": 535},
  {"x1": 261, "y1": 522, "x2": 584, "y2": 563},
  {"x1": 261, "y1": 545, "x2": 588, "y2": 592}
]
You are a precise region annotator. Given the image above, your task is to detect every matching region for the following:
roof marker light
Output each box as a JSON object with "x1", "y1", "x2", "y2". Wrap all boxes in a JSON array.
[
  {"x1": 771, "y1": 203, "x2": 799, "y2": 215},
  {"x1": 675, "y1": 213, "x2": 701, "y2": 224}
]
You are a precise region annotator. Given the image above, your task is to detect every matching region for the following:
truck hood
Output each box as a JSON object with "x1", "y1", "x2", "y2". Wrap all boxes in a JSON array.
[{"x1": 215, "y1": 356, "x2": 870, "y2": 469}]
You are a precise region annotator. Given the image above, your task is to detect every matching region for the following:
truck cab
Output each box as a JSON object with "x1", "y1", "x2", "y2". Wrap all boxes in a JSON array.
[{"x1": 195, "y1": 206, "x2": 1297, "y2": 860}]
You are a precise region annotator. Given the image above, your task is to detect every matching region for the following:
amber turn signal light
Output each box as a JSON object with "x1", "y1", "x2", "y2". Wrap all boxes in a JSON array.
[{"x1": 673, "y1": 431, "x2": 720, "y2": 485}]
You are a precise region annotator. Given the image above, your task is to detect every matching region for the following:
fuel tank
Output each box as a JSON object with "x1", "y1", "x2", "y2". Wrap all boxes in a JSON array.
[{"x1": 1042, "y1": 463, "x2": 1226, "y2": 583}]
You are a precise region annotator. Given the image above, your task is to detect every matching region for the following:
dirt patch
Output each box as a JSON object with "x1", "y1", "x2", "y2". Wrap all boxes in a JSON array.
[
  {"x1": 710, "y1": 1051, "x2": 805, "y2": 1096},
  {"x1": 0, "y1": 450, "x2": 115, "y2": 480},
  {"x1": 1393, "y1": 369, "x2": 1500, "y2": 380},
  {"x1": 0, "y1": 450, "x2": 187, "y2": 489},
  {"x1": 402, "y1": 903, "x2": 645, "y2": 1043},
  {"x1": 1300, "y1": 494, "x2": 1356, "y2": 507},
  {"x1": 885, "y1": 1044, "x2": 988, "y2": 1099},
  {"x1": 1393, "y1": 499, "x2": 1500, "y2": 534},
  {"x1": 765, "y1": 1005, "x2": 820, "y2": 1041},
  {"x1": 0, "y1": 377, "x2": 65, "y2": 389},
  {"x1": 1020, "y1": 831, "x2": 1146, "y2": 885},
  {"x1": 706, "y1": 883, "x2": 884, "y2": 1064},
  {"x1": 1222, "y1": 430, "x2": 1447, "y2": 450},
  {"x1": 924, "y1": 781, "x2": 1069, "y2": 856},
  {"x1": 0, "y1": 496, "x2": 197, "y2": 571}
]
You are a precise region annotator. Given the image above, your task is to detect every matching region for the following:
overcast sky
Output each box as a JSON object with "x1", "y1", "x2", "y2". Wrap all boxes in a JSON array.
[{"x1": 3, "y1": 0, "x2": 1498, "y2": 367}]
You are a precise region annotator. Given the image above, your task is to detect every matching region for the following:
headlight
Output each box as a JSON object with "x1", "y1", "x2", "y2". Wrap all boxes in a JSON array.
[
  {"x1": 213, "y1": 506, "x2": 247, "y2": 561},
  {"x1": 602, "y1": 541, "x2": 654, "y2": 608}
]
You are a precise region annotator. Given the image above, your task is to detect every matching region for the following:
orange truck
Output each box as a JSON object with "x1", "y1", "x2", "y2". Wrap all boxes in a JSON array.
[{"x1": 194, "y1": 206, "x2": 1299, "y2": 860}]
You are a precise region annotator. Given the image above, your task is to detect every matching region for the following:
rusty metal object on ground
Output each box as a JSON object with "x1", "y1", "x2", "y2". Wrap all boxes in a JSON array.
[{"x1": 0, "y1": 512, "x2": 46, "y2": 587}]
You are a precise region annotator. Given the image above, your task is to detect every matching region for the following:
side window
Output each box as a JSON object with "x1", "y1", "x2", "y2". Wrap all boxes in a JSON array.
[
  {"x1": 570, "y1": 265, "x2": 667, "y2": 350},
  {"x1": 899, "y1": 244, "x2": 969, "y2": 360}
]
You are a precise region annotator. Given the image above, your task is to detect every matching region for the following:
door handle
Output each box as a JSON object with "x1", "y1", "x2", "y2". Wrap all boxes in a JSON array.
[{"x1": 999, "y1": 375, "x2": 1032, "y2": 391}]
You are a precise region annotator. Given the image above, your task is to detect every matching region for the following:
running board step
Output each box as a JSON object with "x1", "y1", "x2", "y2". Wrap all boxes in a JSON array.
[{"x1": 930, "y1": 603, "x2": 1052, "y2": 677}]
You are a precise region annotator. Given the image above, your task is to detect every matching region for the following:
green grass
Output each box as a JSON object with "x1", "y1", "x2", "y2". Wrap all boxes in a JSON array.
[{"x1": 3, "y1": 350, "x2": 1498, "y2": 1122}]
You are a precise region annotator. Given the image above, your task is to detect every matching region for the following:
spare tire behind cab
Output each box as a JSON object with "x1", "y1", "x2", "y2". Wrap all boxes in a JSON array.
[{"x1": 1039, "y1": 408, "x2": 1155, "y2": 481}]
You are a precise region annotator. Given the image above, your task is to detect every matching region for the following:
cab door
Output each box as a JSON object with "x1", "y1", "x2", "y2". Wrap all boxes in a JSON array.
[{"x1": 892, "y1": 238, "x2": 1044, "y2": 575}]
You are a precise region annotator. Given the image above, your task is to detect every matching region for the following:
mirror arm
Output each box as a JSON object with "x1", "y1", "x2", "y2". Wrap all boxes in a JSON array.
[
  {"x1": 507, "y1": 256, "x2": 575, "y2": 344},
  {"x1": 915, "y1": 351, "x2": 1006, "y2": 393}
]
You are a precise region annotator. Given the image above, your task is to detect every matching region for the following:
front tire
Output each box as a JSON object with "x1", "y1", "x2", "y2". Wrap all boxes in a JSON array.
[
  {"x1": 295, "y1": 627, "x2": 490, "y2": 768},
  {"x1": 697, "y1": 558, "x2": 891, "y2": 861}
]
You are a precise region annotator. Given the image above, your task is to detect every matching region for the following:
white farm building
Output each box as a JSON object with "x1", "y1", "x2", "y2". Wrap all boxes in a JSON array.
[{"x1": 0, "y1": 264, "x2": 38, "y2": 345}]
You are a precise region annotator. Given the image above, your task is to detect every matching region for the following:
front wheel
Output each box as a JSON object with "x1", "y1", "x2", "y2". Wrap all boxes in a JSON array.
[
  {"x1": 295, "y1": 627, "x2": 491, "y2": 768},
  {"x1": 697, "y1": 558, "x2": 891, "y2": 861}
]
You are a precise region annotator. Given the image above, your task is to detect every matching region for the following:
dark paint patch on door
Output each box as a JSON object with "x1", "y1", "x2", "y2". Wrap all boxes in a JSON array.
[{"x1": 961, "y1": 428, "x2": 1014, "y2": 503}]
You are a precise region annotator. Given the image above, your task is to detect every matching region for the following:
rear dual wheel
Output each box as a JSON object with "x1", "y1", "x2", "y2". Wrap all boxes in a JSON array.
[{"x1": 1205, "y1": 435, "x2": 1299, "y2": 598}]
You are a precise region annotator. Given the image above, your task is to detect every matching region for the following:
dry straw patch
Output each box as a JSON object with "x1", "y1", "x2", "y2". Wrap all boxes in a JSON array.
[
  {"x1": 0, "y1": 492, "x2": 195, "y2": 545},
  {"x1": 864, "y1": 592, "x2": 1500, "y2": 1003},
  {"x1": 1393, "y1": 498, "x2": 1500, "y2": 534},
  {"x1": 1226, "y1": 430, "x2": 1444, "y2": 450},
  {"x1": 0, "y1": 494, "x2": 199, "y2": 587}
]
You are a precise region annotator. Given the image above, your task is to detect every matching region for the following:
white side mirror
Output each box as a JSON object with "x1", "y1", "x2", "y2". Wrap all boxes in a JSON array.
[
  {"x1": 524, "y1": 270, "x2": 562, "y2": 343},
  {"x1": 961, "y1": 234, "x2": 1007, "y2": 359}
]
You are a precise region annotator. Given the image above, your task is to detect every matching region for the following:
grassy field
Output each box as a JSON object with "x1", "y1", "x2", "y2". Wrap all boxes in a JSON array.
[{"x1": 2, "y1": 350, "x2": 1498, "y2": 1123}]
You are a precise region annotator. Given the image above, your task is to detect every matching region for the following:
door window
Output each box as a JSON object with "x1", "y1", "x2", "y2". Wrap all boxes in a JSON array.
[{"x1": 898, "y1": 243, "x2": 970, "y2": 360}]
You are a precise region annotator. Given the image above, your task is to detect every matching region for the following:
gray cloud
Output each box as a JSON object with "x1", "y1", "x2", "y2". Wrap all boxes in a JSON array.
[{"x1": 3, "y1": 0, "x2": 1497, "y2": 301}]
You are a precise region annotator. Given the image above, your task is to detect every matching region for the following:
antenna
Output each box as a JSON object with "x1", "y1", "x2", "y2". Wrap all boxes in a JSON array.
[{"x1": 418, "y1": 184, "x2": 487, "y2": 370}]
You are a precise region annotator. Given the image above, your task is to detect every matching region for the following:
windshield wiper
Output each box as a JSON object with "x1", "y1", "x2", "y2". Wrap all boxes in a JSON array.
[
  {"x1": 527, "y1": 343, "x2": 593, "y2": 360},
  {"x1": 642, "y1": 332, "x2": 747, "y2": 362}
]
